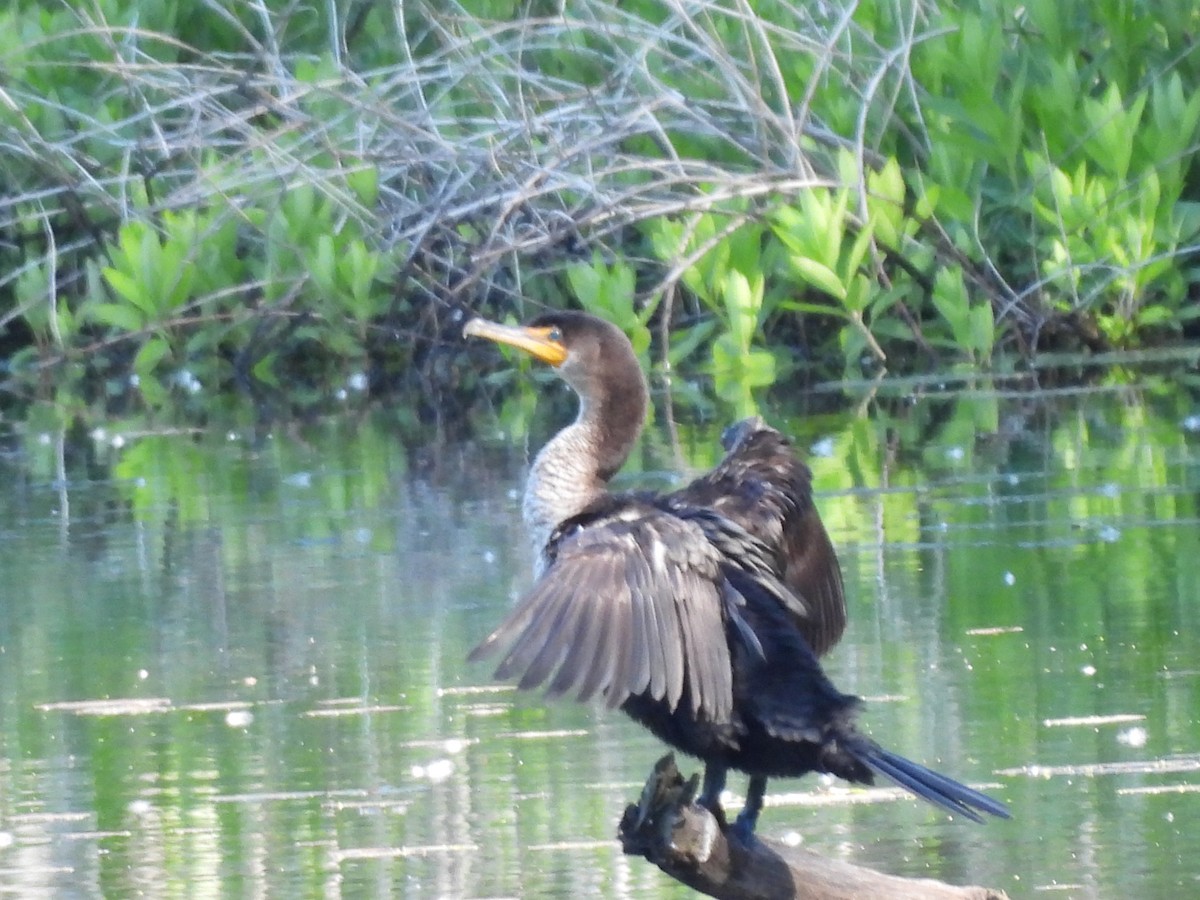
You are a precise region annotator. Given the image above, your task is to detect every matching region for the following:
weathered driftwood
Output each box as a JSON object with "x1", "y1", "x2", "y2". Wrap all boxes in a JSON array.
[{"x1": 618, "y1": 755, "x2": 1009, "y2": 900}]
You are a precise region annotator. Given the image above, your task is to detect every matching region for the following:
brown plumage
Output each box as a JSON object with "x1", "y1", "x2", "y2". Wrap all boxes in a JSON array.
[
  {"x1": 464, "y1": 311, "x2": 1007, "y2": 835},
  {"x1": 667, "y1": 415, "x2": 846, "y2": 657}
]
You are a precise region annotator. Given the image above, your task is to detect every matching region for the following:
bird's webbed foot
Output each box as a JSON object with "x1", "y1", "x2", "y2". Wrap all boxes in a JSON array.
[
  {"x1": 728, "y1": 774, "x2": 768, "y2": 844},
  {"x1": 728, "y1": 813, "x2": 759, "y2": 845},
  {"x1": 698, "y1": 764, "x2": 729, "y2": 828}
]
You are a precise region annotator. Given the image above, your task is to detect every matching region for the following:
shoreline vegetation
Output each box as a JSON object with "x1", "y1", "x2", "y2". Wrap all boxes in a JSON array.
[{"x1": 2, "y1": 1, "x2": 1199, "y2": 423}]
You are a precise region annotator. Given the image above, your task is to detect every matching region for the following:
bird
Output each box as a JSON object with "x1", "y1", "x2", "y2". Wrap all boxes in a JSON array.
[{"x1": 463, "y1": 310, "x2": 1008, "y2": 837}]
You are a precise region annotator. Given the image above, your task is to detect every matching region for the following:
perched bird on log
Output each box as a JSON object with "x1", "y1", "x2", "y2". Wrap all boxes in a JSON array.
[{"x1": 465, "y1": 310, "x2": 1008, "y2": 836}]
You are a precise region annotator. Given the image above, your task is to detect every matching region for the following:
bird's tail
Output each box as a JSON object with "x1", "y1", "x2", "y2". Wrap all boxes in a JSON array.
[{"x1": 857, "y1": 746, "x2": 1010, "y2": 823}]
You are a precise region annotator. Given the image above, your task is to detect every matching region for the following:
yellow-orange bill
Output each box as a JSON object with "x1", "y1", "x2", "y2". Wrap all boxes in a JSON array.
[{"x1": 463, "y1": 318, "x2": 567, "y2": 367}]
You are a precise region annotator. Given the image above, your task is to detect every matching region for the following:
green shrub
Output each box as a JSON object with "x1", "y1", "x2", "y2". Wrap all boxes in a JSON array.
[{"x1": 3, "y1": 0, "x2": 1200, "y2": 418}]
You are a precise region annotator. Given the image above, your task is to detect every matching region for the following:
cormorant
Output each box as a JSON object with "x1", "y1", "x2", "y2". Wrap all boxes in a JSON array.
[{"x1": 465, "y1": 310, "x2": 1008, "y2": 836}]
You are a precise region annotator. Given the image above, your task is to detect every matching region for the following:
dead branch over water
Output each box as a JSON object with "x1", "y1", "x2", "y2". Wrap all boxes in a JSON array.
[{"x1": 619, "y1": 756, "x2": 1010, "y2": 900}]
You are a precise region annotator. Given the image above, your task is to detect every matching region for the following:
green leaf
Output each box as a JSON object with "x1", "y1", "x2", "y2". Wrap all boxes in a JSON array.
[
  {"x1": 88, "y1": 301, "x2": 146, "y2": 333},
  {"x1": 566, "y1": 258, "x2": 601, "y2": 310},
  {"x1": 134, "y1": 224, "x2": 163, "y2": 316},
  {"x1": 347, "y1": 165, "x2": 379, "y2": 208},
  {"x1": 136, "y1": 372, "x2": 169, "y2": 408},
  {"x1": 843, "y1": 220, "x2": 875, "y2": 280},
  {"x1": 133, "y1": 335, "x2": 171, "y2": 378},
  {"x1": 867, "y1": 158, "x2": 905, "y2": 247},
  {"x1": 666, "y1": 319, "x2": 717, "y2": 368},
  {"x1": 312, "y1": 234, "x2": 337, "y2": 296},
  {"x1": 251, "y1": 351, "x2": 280, "y2": 387},
  {"x1": 628, "y1": 323, "x2": 652, "y2": 358},
  {"x1": 931, "y1": 268, "x2": 970, "y2": 339},
  {"x1": 969, "y1": 303, "x2": 995, "y2": 357},
  {"x1": 822, "y1": 191, "x2": 850, "y2": 269},
  {"x1": 102, "y1": 267, "x2": 145, "y2": 311},
  {"x1": 843, "y1": 273, "x2": 872, "y2": 314},
  {"x1": 343, "y1": 241, "x2": 379, "y2": 309},
  {"x1": 1135, "y1": 305, "x2": 1174, "y2": 327},
  {"x1": 791, "y1": 258, "x2": 846, "y2": 300},
  {"x1": 721, "y1": 270, "x2": 755, "y2": 351},
  {"x1": 742, "y1": 348, "x2": 776, "y2": 386}
]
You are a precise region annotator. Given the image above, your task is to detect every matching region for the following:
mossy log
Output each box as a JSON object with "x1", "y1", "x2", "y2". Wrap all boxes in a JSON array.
[{"x1": 618, "y1": 755, "x2": 1010, "y2": 900}]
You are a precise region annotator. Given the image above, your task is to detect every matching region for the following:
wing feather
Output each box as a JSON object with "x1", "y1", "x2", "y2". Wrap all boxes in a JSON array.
[
  {"x1": 670, "y1": 420, "x2": 847, "y2": 656},
  {"x1": 470, "y1": 502, "x2": 733, "y2": 720},
  {"x1": 620, "y1": 563, "x2": 654, "y2": 706},
  {"x1": 492, "y1": 582, "x2": 572, "y2": 685}
]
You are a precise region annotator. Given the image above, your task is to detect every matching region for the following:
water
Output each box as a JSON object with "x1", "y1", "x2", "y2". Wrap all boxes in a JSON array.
[{"x1": 1, "y1": 373, "x2": 1198, "y2": 898}]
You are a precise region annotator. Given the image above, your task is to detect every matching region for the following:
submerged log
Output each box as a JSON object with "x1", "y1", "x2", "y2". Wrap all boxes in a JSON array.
[{"x1": 618, "y1": 755, "x2": 1009, "y2": 900}]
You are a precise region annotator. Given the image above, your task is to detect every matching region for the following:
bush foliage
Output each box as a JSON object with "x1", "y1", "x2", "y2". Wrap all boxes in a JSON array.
[{"x1": 2, "y1": 0, "x2": 1198, "y2": 415}]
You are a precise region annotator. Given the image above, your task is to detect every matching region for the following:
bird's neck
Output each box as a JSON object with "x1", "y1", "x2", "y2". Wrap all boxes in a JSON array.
[{"x1": 522, "y1": 383, "x2": 646, "y2": 563}]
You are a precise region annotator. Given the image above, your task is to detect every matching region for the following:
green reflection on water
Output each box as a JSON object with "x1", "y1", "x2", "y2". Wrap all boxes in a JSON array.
[{"x1": 0, "y1": 378, "x2": 1197, "y2": 898}]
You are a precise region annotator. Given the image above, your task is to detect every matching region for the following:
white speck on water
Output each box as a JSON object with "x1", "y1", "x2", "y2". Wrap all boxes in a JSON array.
[
  {"x1": 1117, "y1": 726, "x2": 1148, "y2": 748},
  {"x1": 443, "y1": 739, "x2": 467, "y2": 755},
  {"x1": 810, "y1": 436, "x2": 835, "y2": 458},
  {"x1": 37, "y1": 433, "x2": 51, "y2": 446},
  {"x1": 135, "y1": 478, "x2": 146, "y2": 488},
  {"x1": 1005, "y1": 473, "x2": 1019, "y2": 485},
  {"x1": 284, "y1": 472, "x2": 312, "y2": 489},
  {"x1": 111, "y1": 434, "x2": 125, "y2": 449},
  {"x1": 174, "y1": 370, "x2": 202, "y2": 394},
  {"x1": 1182, "y1": 414, "x2": 1200, "y2": 432},
  {"x1": 1097, "y1": 524, "x2": 1121, "y2": 543},
  {"x1": 137, "y1": 669, "x2": 149, "y2": 681},
  {"x1": 347, "y1": 372, "x2": 368, "y2": 392},
  {"x1": 128, "y1": 373, "x2": 140, "y2": 387},
  {"x1": 1099, "y1": 482, "x2": 1119, "y2": 498},
  {"x1": 779, "y1": 831, "x2": 803, "y2": 847},
  {"x1": 507, "y1": 488, "x2": 520, "y2": 501},
  {"x1": 90, "y1": 428, "x2": 107, "y2": 443},
  {"x1": 0, "y1": 831, "x2": 12, "y2": 848},
  {"x1": 483, "y1": 549, "x2": 496, "y2": 564},
  {"x1": 243, "y1": 676, "x2": 258, "y2": 687},
  {"x1": 226, "y1": 710, "x2": 254, "y2": 728},
  {"x1": 353, "y1": 528, "x2": 373, "y2": 544},
  {"x1": 1165, "y1": 811, "x2": 1175, "y2": 823},
  {"x1": 227, "y1": 431, "x2": 238, "y2": 442},
  {"x1": 411, "y1": 758, "x2": 454, "y2": 783},
  {"x1": 1003, "y1": 571, "x2": 1016, "y2": 586},
  {"x1": 335, "y1": 388, "x2": 348, "y2": 401},
  {"x1": 945, "y1": 445, "x2": 965, "y2": 461},
  {"x1": 128, "y1": 799, "x2": 153, "y2": 817},
  {"x1": 1081, "y1": 665, "x2": 1096, "y2": 677}
]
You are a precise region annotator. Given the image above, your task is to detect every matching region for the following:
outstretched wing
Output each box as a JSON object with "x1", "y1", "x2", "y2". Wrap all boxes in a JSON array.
[
  {"x1": 469, "y1": 503, "x2": 735, "y2": 722},
  {"x1": 672, "y1": 418, "x2": 846, "y2": 656}
]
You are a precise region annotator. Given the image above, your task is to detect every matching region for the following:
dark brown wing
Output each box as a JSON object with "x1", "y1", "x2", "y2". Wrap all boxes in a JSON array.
[
  {"x1": 670, "y1": 418, "x2": 846, "y2": 657},
  {"x1": 469, "y1": 503, "x2": 734, "y2": 721}
]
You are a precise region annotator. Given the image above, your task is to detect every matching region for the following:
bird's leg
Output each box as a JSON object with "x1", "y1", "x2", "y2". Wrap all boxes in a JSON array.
[
  {"x1": 698, "y1": 763, "x2": 728, "y2": 826},
  {"x1": 731, "y1": 774, "x2": 768, "y2": 841}
]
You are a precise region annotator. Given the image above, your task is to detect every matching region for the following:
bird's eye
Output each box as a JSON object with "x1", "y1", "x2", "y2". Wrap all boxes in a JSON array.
[{"x1": 548, "y1": 327, "x2": 563, "y2": 342}]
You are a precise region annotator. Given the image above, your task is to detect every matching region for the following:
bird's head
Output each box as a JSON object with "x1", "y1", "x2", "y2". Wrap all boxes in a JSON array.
[{"x1": 463, "y1": 311, "x2": 641, "y2": 403}]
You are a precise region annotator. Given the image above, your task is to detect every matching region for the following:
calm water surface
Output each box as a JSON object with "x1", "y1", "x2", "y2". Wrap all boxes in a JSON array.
[{"x1": 1, "y1": 373, "x2": 1198, "y2": 898}]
